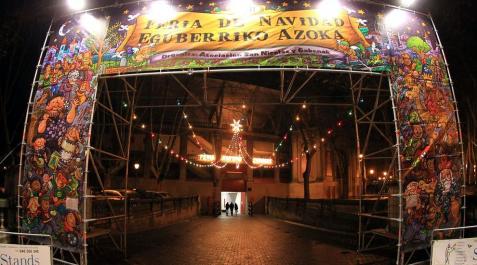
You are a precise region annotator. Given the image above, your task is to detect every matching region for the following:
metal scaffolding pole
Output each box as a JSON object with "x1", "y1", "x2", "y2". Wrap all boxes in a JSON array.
[
  {"x1": 354, "y1": 73, "x2": 403, "y2": 263},
  {"x1": 388, "y1": 78, "x2": 404, "y2": 265},
  {"x1": 429, "y1": 14, "x2": 467, "y2": 232}
]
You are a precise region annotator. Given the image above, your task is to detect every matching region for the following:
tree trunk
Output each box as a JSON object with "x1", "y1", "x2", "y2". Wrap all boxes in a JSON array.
[
  {"x1": 303, "y1": 152, "x2": 311, "y2": 201},
  {"x1": 299, "y1": 127, "x2": 313, "y2": 201}
]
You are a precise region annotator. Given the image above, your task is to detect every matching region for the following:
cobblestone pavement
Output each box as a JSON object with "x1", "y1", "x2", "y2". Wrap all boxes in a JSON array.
[{"x1": 94, "y1": 215, "x2": 390, "y2": 265}]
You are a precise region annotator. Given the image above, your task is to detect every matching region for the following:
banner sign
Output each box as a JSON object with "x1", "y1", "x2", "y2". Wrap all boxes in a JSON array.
[
  {"x1": 103, "y1": 5, "x2": 383, "y2": 73},
  {"x1": 0, "y1": 244, "x2": 51, "y2": 265},
  {"x1": 432, "y1": 238, "x2": 477, "y2": 265},
  {"x1": 20, "y1": 0, "x2": 462, "y2": 251}
]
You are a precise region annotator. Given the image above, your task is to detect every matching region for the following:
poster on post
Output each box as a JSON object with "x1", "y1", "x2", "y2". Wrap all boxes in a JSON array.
[
  {"x1": 432, "y1": 238, "x2": 477, "y2": 265},
  {"x1": 0, "y1": 244, "x2": 51, "y2": 265}
]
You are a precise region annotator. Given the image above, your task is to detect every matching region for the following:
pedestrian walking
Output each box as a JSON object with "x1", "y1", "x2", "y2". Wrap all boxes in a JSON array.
[
  {"x1": 225, "y1": 202, "x2": 229, "y2": 216},
  {"x1": 234, "y1": 202, "x2": 238, "y2": 216},
  {"x1": 229, "y1": 202, "x2": 234, "y2": 216}
]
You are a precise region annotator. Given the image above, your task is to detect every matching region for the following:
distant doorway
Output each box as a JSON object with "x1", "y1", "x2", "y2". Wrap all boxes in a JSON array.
[{"x1": 221, "y1": 191, "x2": 246, "y2": 215}]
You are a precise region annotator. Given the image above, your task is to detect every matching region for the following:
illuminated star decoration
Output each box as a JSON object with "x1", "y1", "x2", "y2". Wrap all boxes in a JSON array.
[{"x1": 231, "y1": 119, "x2": 243, "y2": 133}]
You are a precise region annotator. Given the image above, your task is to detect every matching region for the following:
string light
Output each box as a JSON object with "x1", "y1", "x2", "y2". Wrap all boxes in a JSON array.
[{"x1": 131, "y1": 104, "x2": 354, "y2": 170}]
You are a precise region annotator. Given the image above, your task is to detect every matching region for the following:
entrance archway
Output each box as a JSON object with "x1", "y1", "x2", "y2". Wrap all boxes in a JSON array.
[{"x1": 17, "y1": 1, "x2": 464, "y2": 264}]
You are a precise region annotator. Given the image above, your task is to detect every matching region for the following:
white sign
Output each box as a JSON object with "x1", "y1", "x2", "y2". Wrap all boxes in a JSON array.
[
  {"x1": 432, "y1": 238, "x2": 477, "y2": 265},
  {"x1": 0, "y1": 244, "x2": 51, "y2": 265}
]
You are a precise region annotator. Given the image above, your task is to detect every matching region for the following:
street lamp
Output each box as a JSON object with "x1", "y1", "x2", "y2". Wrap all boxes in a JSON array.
[
  {"x1": 227, "y1": 0, "x2": 257, "y2": 16},
  {"x1": 67, "y1": 0, "x2": 85, "y2": 10},
  {"x1": 400, "y1": 0, "x2": 416, "y2": 7},
  {"x1": 147, "y1": 1, "x2": 178, "y2": 24},
  {"x1": 133, "y1": 163, "x2": 140, "y2": 170},
  {"x1": 384, "y1": 9, "x2": 407, "y2": 29},
  {"x1": 316, "y1": 0, "x2": 342, "y2": 19}
]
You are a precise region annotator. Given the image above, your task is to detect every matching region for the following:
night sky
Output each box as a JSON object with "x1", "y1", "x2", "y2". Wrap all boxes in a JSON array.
[{"x1": 0, "y1": 0, "x2": 476, "y2": 160}]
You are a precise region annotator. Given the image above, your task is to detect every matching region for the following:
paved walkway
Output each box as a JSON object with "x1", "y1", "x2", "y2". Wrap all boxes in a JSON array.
[{"x1": 93, "y1": 215, "x2": 389, "y2": 265}]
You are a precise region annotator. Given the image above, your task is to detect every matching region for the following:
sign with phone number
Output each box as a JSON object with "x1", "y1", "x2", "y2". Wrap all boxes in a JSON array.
[
  {"x1": 0, "y1": 244, "x2": 51, "y2": 265},
  {"x1": 432, "y1": 238, "x2": 477, "y2": 265}
]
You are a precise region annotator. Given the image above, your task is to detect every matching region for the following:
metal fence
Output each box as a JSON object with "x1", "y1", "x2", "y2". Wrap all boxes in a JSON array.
[
  {"x1": 266, "y1": 197, "x2": 386, "y2": 235},
  {"x1": 91, "y1": 195, "x2": 199, "y2": 229}
]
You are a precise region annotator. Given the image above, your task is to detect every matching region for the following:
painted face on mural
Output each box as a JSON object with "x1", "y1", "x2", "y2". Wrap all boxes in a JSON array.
[
  {"x1": 439, "y1": 169, "x2": 453, "y2": 193},
  {"x1": 65, "y1": 127, "x2": 80, "y2": 142},
  {"x1": 33, "y1": 137, "x2": 46, "y2": 151},
  {"x1": 27, "y1": 197, "x2": 40, "y2": 214},
  {"x1": 44, "y1": 64, "x2": 52, "y2": 79},
  {"x1": 412, "y1": 125, "x2": 423, "y2": 139},
  {"x1": 405, "y1": 182, "x2": 420, "y2": 209},
  {"x1": 68, "y1": 70, "x2": 80, "y2": 85},
  {"x1": 40, "y1": 197, "x2": 50, "y2": 211},
  {"x1": 56, "y1": 173, "x2": 67, "y2": 188},
  {"x1": 31, "y1": 179, "x2": 41, "y2": 193},
  {"x1": 45, "y1": 96, "x2": 66, "y2": 118},
  {"x1": 64, "y1": 212, "x2": 78, "y2": 232}
]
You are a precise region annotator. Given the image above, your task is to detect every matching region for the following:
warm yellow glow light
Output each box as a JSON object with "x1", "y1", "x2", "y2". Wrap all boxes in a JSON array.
[
  {"x1": 198, "y1": 154, "x2": 273, "y2": 165},
  {"x1": 147, "y1": 1, "x2": 178, "y2": 24},
  {"x1": 231, "y1": 119, "x2": 243, "y2": 133},
  {"x1": 67, "y1": 0, "x2": 85, "y2": 10}
]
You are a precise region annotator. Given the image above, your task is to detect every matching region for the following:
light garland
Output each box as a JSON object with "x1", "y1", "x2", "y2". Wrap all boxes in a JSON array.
[{"x1": 132, "y1": 106, "x2": 355, "y2": 171}]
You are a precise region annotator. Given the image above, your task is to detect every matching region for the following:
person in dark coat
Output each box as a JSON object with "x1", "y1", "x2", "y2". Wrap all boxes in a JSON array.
[
  {"x1": 229, "y1": 202, "x2": 234, "y2": 216},
  {"x1": 234, "y1": 202, "x2": 238, "y2": 216},
  {"x1": 225, "y1": 202, "x2": 229, "y2": 216}
]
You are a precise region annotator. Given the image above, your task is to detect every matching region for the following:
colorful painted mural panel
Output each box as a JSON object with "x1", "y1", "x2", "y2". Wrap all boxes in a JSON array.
[{"x1": 21, "y1": 15, "x2": 104, "y2": 251}]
